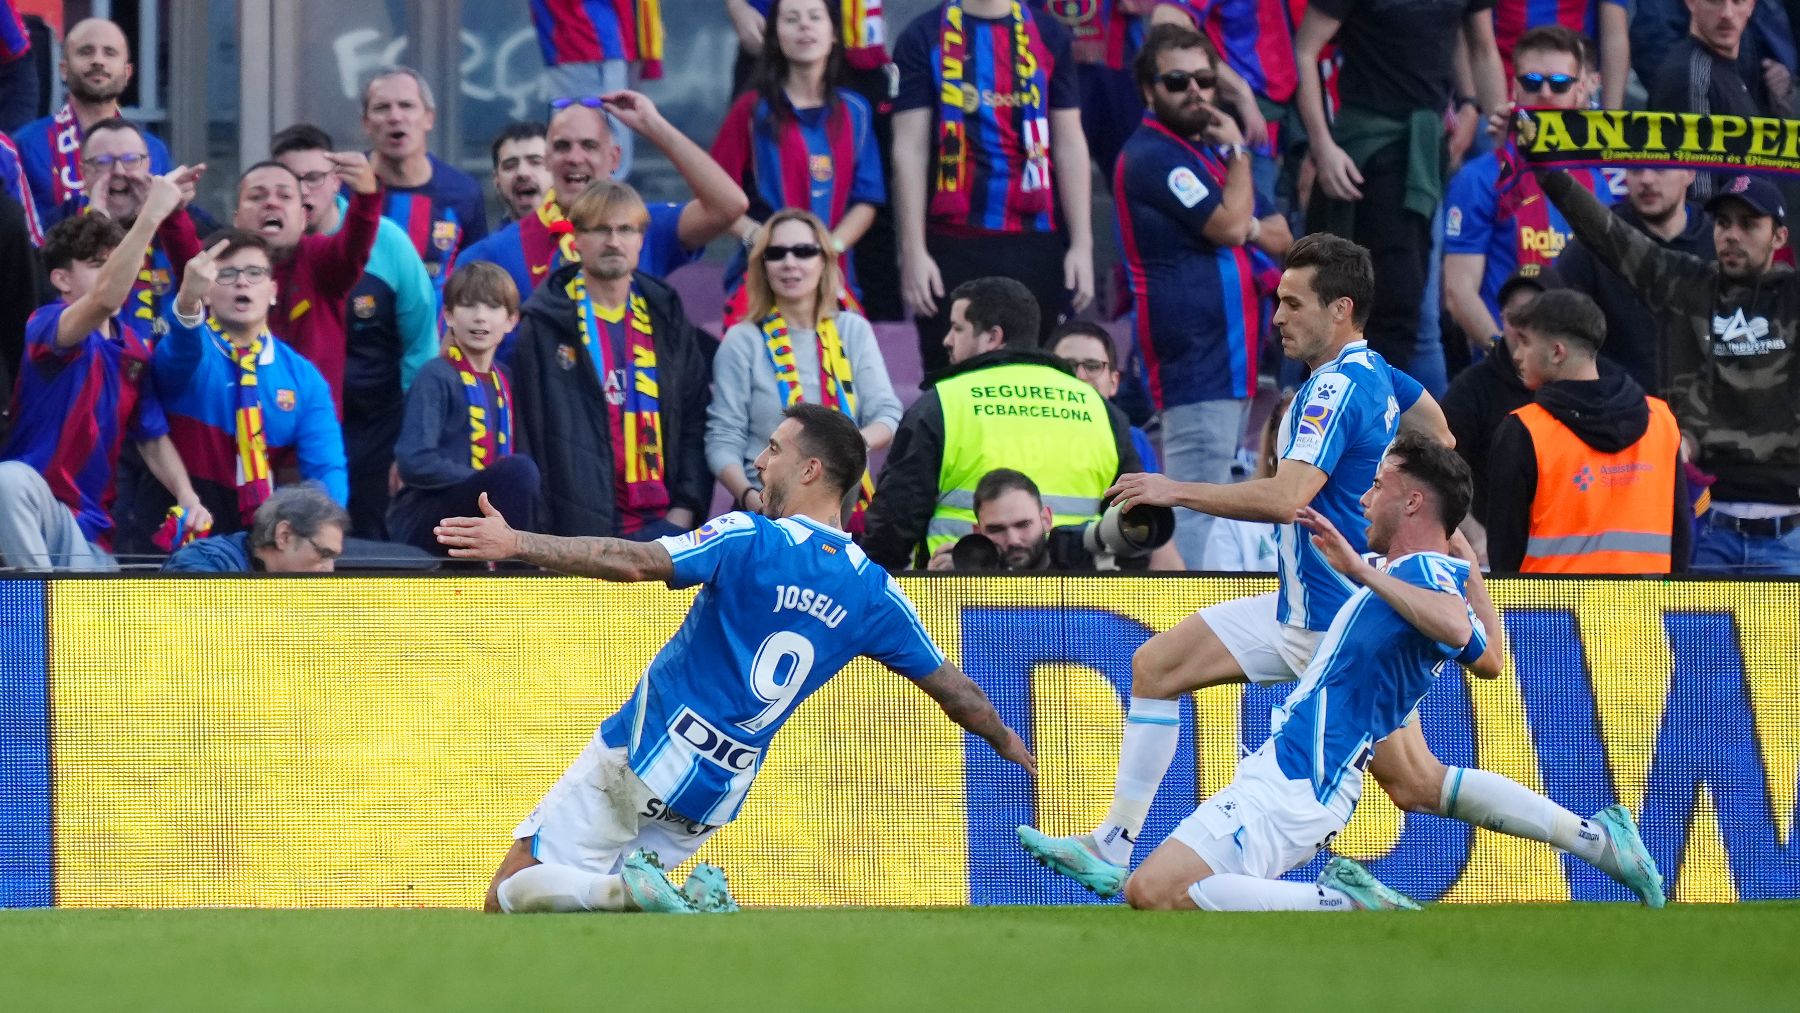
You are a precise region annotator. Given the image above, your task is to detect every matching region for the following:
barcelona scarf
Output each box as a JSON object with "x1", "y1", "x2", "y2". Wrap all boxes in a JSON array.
[
  {"x1": 447, "y1": 343, "x2": 513, "y2": 471},
  {"x1": 48, "y1": 103, "x2": 85, "y2": 210},
  {"x1": 519, "y1": 190, "x2": 581, "y2": 287},
  {"x1": 217, "y1": 319, "x2": 275, "y2": 524},
  {"x1": 841, "y1": 0, "x2": 888, "y2": 71},
  {"x1": 1512, "y1": 107, "x2": 1800, "y2": 178},
  {"x1": 932, "y1": 0, "x2": 1053, "y2": 222},
  {"x1": 773, "y1": 100, "x2": 858, "y2": 226},
  {"x1": 129, "y1": 244, "x2": 175, "y2": 340},
  {"x1": 153, "y1": 505, "x2": 213, "y2": 552},
  {"x1": 758, "y1": 311, "x2": 876, "y2": 531},
  {"x1": 569, "y1": 271, "x2": 669, "y2": 528}
]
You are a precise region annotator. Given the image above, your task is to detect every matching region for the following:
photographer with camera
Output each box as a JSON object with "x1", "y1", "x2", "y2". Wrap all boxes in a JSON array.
[
  {"x1": 864, "y1": 277, "x2": 1142, "y2": 571},
  {"x1": 929, "y1": 469, "x2": 1175, "y2": 573}
]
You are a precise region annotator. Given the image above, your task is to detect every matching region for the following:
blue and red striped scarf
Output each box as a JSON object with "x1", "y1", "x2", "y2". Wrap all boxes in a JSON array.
[
  {"x1": 932, "y1": 0, "x2": 1053, "y2": 227},
  {"x1": 446, "y1": 343, "x2": 513, "y2": 470}
]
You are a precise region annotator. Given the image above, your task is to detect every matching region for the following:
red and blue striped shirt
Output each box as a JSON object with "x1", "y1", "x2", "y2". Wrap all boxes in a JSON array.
[
  {"x1": 1115, "y1": 116, "x2": 1260, "y2": 407},
  {"x1": 530, "y1": 0, "x2": 662, "y2": 74},
  {"x1": 893, "y1": 5, "x2": 1079, "y2": 235},
  {"x1": 1494, "y1": 0, "x2": 1625, "y2": 82},
  {"x1": 2, "y1": 304, "x2": 168, "y2": 545}
]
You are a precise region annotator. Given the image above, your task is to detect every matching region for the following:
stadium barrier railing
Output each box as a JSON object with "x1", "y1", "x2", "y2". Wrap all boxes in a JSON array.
[{"x1": 1, "y1": 575, "x2": 1795, "y2": 908}]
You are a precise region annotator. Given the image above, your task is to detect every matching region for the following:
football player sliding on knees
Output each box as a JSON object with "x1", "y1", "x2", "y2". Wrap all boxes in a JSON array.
[{"x1": 436, "y1": 405, "x2": 1034, "y2": 914}]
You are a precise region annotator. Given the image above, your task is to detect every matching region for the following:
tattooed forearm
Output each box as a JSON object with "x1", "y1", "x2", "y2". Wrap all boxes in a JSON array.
[{"x1": 513, "y1": 531, "x2": 674, "y2": 582}]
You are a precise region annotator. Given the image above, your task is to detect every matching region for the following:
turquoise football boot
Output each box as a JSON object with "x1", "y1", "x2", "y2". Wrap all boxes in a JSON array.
[
  {"x1": 1017, "y1": 827, "x2": 1128, "y2": 898},
  {"x1": 1591, "y1": 805, "x2": 1667, "y2": 909},
  {"x1": 681, "y1": 863, "x2": 740, "y2": 914},
  {"x1": 621, "y1": 849, "x2": 698, "y2": 914},
  {"x1": 1318, "y1": 857, "x2": 1421, "y2": 911}
]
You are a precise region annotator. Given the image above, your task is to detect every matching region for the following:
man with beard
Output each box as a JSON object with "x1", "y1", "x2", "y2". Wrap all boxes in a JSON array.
[
  {"x1": 273, "y1": 123, "x2": 438, "y2": 539},
  {"x1": 435, "y1": 404, "x2": 1034, "y2": 916},
  {"x1": 489, "y1": 122, "x2": 553, "y2": 226},
  {"x1": 864, "y1": 276, "x2": 1142, "y2": 571},
  {"x1": 511, "y1": 179, "x2": 716, "y2": 539},
  {"x1": 1548, "y1": 167, "x2": 1713, "y2": 393},
  {"x1": 361, "y1": 67, "x2": 489, "y2": 299},
  {"x1": 1114, "y1": 24, "x2": 1291, "y2": 568},
  {"x1": 455, "y1": 91, "x2": 746, "y2": 354},
  {"x1": 926, "y1": 468, "x2": 1055, "y2": 572},
  {"x1": 229, "y1": 153, "x2": 382, "y2": 414},
  {"x1": 1538, "y1": 169, "x2": 1800, "y2": 575},
  {"x1": 15, "y1": 18, "x2": 172, "y2": 230}
]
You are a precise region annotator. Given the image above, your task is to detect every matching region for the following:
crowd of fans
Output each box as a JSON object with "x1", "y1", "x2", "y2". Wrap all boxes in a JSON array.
[{"x1": 1, "y1": 0, "x2": 1797, "y2": 577}]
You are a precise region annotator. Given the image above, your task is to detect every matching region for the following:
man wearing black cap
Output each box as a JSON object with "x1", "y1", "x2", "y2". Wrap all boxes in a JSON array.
[{"x1": 1538, "y1": 169, "x2": 1800, "y2": 574}]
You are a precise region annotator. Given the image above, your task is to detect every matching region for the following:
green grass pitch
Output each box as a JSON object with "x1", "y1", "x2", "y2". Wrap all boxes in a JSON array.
[{"x1": 7, "y1": 904, "x2": 1796, "y2": 1011}]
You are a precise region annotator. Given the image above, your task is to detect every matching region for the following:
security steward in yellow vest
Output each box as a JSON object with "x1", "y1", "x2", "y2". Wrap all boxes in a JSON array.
[
  {"x1": 864, "y1": 277, "x2": 1142, "y2": 570},
  {"x1": 1485, "y1": 290, "x2": 1690, "y2": 573}
]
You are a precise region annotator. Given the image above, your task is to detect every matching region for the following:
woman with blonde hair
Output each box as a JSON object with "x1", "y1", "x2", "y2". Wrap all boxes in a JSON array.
[{"x1": 706, "y1": 207, "x2": 901, "y2": 531}]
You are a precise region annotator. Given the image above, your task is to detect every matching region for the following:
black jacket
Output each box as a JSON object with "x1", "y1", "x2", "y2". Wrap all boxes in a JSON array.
[
  {"x1": 1486, "y1": 371, "x2": 1691, "y2": 573},
  {"x1": 513, "y1": 265, "x2": 715, "y2": 537},
  {"x1": 1547, "y1": 201, "x2": 1715, "y2": 394},
  {"x1": 864, "y1": 348, "x2": 1143, "y2": 571},
  {"x1": 1442, "y1": 337, "x2": 1534, "y2": 526}
]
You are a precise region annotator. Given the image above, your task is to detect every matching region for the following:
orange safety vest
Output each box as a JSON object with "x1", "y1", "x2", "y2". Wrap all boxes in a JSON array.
[{"x1": 1514, "y1": 397, "x2": 1681, "y2": 574}]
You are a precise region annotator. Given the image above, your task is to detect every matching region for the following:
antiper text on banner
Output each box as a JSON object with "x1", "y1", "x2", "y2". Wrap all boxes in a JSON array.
[{"x1": 1512, "y1": 108, "x2": 1800, "y2": 177}]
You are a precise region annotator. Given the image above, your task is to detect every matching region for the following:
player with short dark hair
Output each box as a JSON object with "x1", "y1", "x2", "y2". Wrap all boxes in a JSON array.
[
  {"x1": 437, "y1": 401, "x2": 1035, "y2": 914},
  {"x1": 1021, "y1": 234, "x2": 1666, "y2": 909},
  {"x1": 1122, "y1": 434, "x2": 1500, "y2": 911}
]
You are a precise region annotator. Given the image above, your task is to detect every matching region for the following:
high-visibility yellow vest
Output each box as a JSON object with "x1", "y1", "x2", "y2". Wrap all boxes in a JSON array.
[{"x1": 929, "y1": 362, "x2": 1121, "y2": 552}]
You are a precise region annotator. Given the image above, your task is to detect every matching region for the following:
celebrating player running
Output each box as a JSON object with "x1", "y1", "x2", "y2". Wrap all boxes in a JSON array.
[
  {"x1": 437, "y1": 403, "x2": 1035, "y2": 914},
  {"x1": 1021, "y1": 233, "x2": 1664, "y2": 908}
]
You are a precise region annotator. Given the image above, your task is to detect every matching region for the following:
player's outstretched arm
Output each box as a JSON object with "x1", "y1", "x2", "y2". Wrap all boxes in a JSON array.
[
  {"x1": 1450, "y1": 531, "x2": 1507, "y2": 679},
  {"x1": 1297, "y1": 507, "x2": 1475, "y2": 650},
  {"x1": 1108, "y1": 459, "x2": 1327, "y2": 524},
  {"x1": 434, "y1": 493, "x2": 674, "y2": 582},
  {"x1": 914, "y1": 662, "x2": 1037, "y2": 777}
]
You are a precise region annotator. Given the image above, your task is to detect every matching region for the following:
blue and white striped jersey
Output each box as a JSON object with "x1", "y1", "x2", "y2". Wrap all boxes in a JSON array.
[
  {"x1": 1274, "y1": 340, "x2": 1424, "y2": 631},
  {"x1": 1269, "y1": 552, "x2": 1488, "y2": 819},
  {"x1": 597, "y1": 512, "x2": 945, "y2": 826}
]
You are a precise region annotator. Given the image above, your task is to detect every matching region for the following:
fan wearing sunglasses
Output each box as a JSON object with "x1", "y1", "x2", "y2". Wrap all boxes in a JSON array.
[
  {"x1": 1114, "y1": 23, "x2": 1293, "y2": 568},
  {"x1": 707, "y1": 208, "x2": 902, "y2": 529},
  {"x1": 1443, "y1": 25, "x2": 1620, "y2": 360}
]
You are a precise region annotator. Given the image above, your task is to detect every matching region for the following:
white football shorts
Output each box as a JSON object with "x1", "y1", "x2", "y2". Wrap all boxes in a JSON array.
[
  {"x1": 1200, "y1": 591, "x2": 1323, "y2": 686},
  {"x1": 1168, "y1": 742, "x2": 1347, "y2": 880},
  {"x1": 513, "y1": 728, "x2": 720, "y2": 874}
]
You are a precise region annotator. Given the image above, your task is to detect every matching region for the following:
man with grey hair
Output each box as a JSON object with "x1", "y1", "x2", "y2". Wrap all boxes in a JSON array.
[
  {"x1": 160, "y1": 485, "x2": 350, "y2": 573},
  {"x1": 362, "y1": 65, "x2": 488, "y2": 297}
]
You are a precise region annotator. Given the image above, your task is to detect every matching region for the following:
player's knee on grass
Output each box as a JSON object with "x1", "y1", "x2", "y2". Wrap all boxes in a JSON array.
[{"x1": 485, "y1": 840, "x2": 540, "y2": 913}]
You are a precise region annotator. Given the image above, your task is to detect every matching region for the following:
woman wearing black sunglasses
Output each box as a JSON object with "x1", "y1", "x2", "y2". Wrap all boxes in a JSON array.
[{"x1": 707, "y1": 208, "x2": 902, "y2": 532}]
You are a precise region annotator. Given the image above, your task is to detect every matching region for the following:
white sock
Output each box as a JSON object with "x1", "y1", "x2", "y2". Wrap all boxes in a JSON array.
[
  {"x1": 496, "y1": 864, "x2": 628, "y2": 913},
  {"x1": 1093, "y1": 697, "x2": 1181, "y2": 865},
  {"x1": 1188, "y1": 875, "x2": 1355, "y2": 912},
  {"x1": 1441, "y1": 767, "x2": 1607, "y2": 866}
]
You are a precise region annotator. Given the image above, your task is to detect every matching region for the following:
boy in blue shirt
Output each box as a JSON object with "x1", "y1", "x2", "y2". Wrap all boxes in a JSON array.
[{"x1": 439, "y1": 403, "x2": 1035, "y2": 914}]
